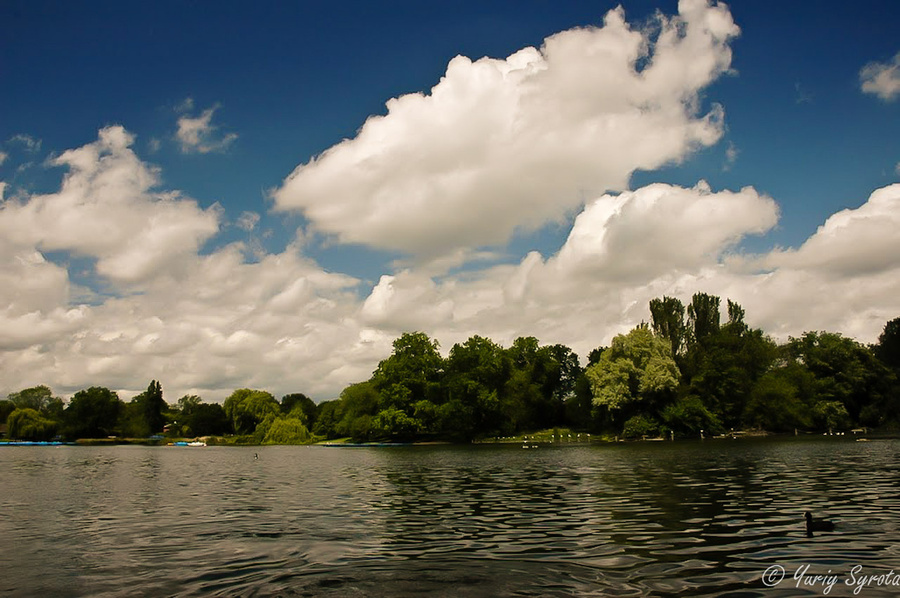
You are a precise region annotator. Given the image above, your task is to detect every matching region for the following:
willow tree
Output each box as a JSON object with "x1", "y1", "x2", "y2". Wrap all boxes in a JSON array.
[
  {"x1": 223, "y1": 389, "x2": 280, "y2": 435},
  {"x1": 7, "y1": 408, "x2": 58, "y2": 441}
]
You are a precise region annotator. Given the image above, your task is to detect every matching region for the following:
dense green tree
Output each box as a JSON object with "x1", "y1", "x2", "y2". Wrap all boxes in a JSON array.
[
  {"x1": 223, "y1": 389, "x2": 280, "y2": 435},
  {"x1": 501, "y1": 367, "x2": 543, "y2": 433},
  {"x1": 813, "y1": 401, "x2": 851, "y2": 431},
  {"x1": 177, "y1": 394, "x2": 202, "y2": 414},
  {"x1": 501, "y1": 336, "x2": 577, "y2": 431},
  {"x1": 335, "y1": 382, "x2": 380, "y2": 441},
  {"x1": 143, "y1": 380, "x2": 166, "y2": 433},
  {"x1": 622, "y1": 414, "x2": 661, "y2": 439},
  {"x1": 586, "y1": 325, "x2": 679, "y2": 425},
  {"x1": 8, "y1": 385, "x2": 55, "y2": 412},
  {"x1": 443, "y1": 335, "x2": 509, "y2": 438},
  {"x1": 726, "y1": 299, "x2": 746, "y2": 331},
  {"x1": 587, "y1": 346, "x2": 607, "y2": 367},
  {"x1": 564, "y1": 373, "x2": 597, "y2": 431},
  {"x1": 7, "y1": 408, "x2": 58, "y2": 441},
  {"x1": 123, "y1": 380, "x2": 166, "y2": 437},
  {"x1": 660, "y1": 396, "x2": 721, "y2": 435},
  {"x1": 411, "y1": 399, "x2": 439, "y2": 435},
  {"x1": 875, "y1": 317, "x2": 900, "y2": 371},
  {"x1": 446, "y1": 336, "x2": 509, "y2": 392},
  {"x1": 1, "y1": 399, "x2": 17, "y2": 424},
  {"x1": 683, "y1": 323, "x2": 778, "y2": 427},
  {"x1": 650, "y1": 296, "x2": 686, "y2": 358},
  {"x1": 184, "y1": 402, "x2": 230, "y2": 437},
  {"x1": 742, "y1": 367, "x2": 812, "y2": 432},
  {"x1": 7, "y1": 386, "x2": 64, "y2": 423},
  {"x1": 281, "y1": 393, "x2": 317, "y2": 428},
  {"x1": 784, "y1": 331, "x2": 891, "y2": 427},
  {"x1": 119, "y1": 401, "x2": 144, "y2": 437},
  {"x1": 65, "y1": 387, "x2": 123, "y2": 439},
  {"x1": 373, "y1": 407, "x2": 420, "y2": 441},
  {"x1": 312, "y1": 399, "x2": 345, "y2": 438},
  {"x1": 687, "y1": 292, "x2": 721, "y2": 348},
  {"x1": 502, "y1": 337, "x2": 543, "y2": 431},
  {"x1": 373, "y1": 332, "x2": 444, "y2": 411},
  {"x1": 545, "y1": 344, "x2": 582, "y2": 412}
]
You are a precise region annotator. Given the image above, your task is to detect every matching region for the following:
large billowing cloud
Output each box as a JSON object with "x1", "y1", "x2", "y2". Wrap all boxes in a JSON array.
[{"x1": 273, "y1": 0, "x2": 739, "y2": 262}]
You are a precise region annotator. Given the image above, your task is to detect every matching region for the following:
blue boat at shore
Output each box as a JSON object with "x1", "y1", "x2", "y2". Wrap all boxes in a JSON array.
[{"x1": 0, "y1": 441, "x2": 72, "y2": 446}]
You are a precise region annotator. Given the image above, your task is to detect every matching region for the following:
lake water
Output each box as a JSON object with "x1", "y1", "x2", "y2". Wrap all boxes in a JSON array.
[{"x1": 1, "y1": 438, "x2": 899, "y2": 597}]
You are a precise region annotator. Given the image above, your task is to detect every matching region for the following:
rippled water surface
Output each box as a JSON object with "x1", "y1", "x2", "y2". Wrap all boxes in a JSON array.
[{"x1": 2, "y1": 438, "x2": 899, "y2": 597}]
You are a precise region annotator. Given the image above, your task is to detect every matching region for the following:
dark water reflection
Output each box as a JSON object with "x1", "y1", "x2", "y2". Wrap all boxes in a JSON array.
[{"x1": 1, "y1": 439, "x2": 898, "y2": 596}]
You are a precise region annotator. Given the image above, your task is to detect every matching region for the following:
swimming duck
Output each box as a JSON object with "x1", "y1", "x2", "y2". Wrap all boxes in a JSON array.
[{"x1": 805, "y1": 511, "x2": 835, "y2": 534}]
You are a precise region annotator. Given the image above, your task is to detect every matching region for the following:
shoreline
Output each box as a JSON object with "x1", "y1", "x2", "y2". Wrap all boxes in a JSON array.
[{"x1": 4, "y1": 429, "x2": 898, "y2": 448}]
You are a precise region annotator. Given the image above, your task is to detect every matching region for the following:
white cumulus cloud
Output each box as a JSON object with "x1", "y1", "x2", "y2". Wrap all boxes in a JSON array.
[
  {"x1": 273, "y1": 0, "x2": 739, "y2": 264},
  {"x1": 0, "y1": 126, "x2": 220, "y2": 285},
  {"x1": 860, "y1": 51, "x2": 900, "y2": 101},
  {"x1": 0, "y1": 127, "x2": 383, "y2": 401},
  {"x1": 762, "y1": 184, "x2": 900, "y2": 278}
]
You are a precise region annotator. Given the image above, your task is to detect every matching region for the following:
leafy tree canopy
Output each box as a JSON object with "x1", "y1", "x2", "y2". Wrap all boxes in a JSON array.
[
  {"x1": 0, "y1": 400, "x2": 16, "y2": 424},
  {"x1": 7, "y1": 385, "x2": 63, "y2": 418},
  {"x1": 586, "y1": 325, "x2": 679, "y2": 415},
  {"x1": 687, "y1": 292, "x2": 721, "y2": 347},
  {"x1": 373, "y1": 332, "x2": 443, "y2": 409},
  {"x1": 650, "y1": 296, "x2": 686, "y2": 358},
  {"x1": 875, "y1": 317, "x2": 900, "y2": 371},
  {"x1": 281, "y1": 393, "x2": 316, "y2": 427},
  {"x1": 784, "y1": 331, "x2": 890, "y2": 423},
  {"x1": 66, "y1": 387, "x2": 123, "y2": 439},
  {"x1": 177, "y1": 394, "x2": 202, "y2": 415}
]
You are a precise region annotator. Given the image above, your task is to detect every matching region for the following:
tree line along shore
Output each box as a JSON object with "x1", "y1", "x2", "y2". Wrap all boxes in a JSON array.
[{"x1": 2, "y1": 293, "x2": 899, "y2": 445}]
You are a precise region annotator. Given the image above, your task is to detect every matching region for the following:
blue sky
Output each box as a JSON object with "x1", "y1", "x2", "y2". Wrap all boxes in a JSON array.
[{"x1": 1, "y1": 0, "x2": 898, "y2": 401}]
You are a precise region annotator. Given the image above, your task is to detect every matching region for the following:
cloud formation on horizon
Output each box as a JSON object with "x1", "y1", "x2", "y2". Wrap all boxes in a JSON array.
[{"x1": 0, "y1": 126, "x2": 898, "y2": 402}]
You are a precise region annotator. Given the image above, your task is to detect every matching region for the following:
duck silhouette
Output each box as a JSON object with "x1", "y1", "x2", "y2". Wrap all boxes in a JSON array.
[{"x1": 805, "y1": 511, "x2": 835, "y2": 535}]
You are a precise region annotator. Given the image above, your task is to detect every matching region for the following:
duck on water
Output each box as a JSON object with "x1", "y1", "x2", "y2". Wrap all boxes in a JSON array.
[{"x1": 805, "y1": 511, "x2": 835, "y2": 536}]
